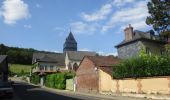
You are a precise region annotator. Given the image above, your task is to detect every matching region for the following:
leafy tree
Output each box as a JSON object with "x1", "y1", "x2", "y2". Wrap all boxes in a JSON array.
[
  {"x1": 0, "y1": 43, "x2": 57, "y2": 65},
  {"x1": 146, "y1": 0, "x2": 170, "y2": 38}
]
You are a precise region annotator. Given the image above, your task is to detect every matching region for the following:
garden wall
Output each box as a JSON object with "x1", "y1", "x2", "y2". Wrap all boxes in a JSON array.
[
  {"x1": 66, "y1": 79, "x2": 74, "y2": 91},
  {"x1": 111, "y1": 76, "x2": 170, "y2": 95}
]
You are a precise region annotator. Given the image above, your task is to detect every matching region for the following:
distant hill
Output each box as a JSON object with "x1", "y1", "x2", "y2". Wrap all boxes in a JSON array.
[{"x1": 0, "y1": 44, "x2": 57, "y2": 65}]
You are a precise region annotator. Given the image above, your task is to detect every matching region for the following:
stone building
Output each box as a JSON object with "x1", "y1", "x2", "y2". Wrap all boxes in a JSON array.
[
  {"x1": 76, "y1": 56, "x2": 119, "y2": 93},
  {"x1": 63, "y1": 32, "x2": 77, "y2": 52},
  {"x1": 115, "y1": 25, "x2": 167, "y2": 59},
  {"x1": 65, "y1": 51, "x2": 96, "y2": 71},
  {"x1": 32, "y1": 53, "x2": 66, "y2": 74}
]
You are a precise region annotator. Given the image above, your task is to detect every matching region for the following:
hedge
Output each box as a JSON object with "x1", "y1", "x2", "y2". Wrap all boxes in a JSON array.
[
  {"x1": 30, "y1": 74, "x2": 40, "y2": 84},
  {"x1": 113, "y1": 51, "x2": 170, "y2": 79},
  {"x1": 44, "y1": 72, "x2": 75, "y2": 90}
]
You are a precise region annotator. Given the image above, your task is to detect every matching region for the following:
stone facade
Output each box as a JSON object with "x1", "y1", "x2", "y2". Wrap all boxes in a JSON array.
[
  {"x1": 117, "y1": 41, "x2": 142, "y2": 59},
  {"x1": 32, "y1": 62, "x2": 65, "y2": 73},
  {"x1": 116, "y1": 25, "x2": 166, "y2": 59},
  {"x1": 117, "y1": 40, "x2": 165, "y2": 59},
  {"x1": 65, "y1": 53, "x2": 80, "y2": 71}
]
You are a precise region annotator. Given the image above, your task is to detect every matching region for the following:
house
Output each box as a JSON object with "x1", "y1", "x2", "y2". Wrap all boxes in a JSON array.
[
  {"x1": 63, "y1": 32, "x2": 77, "y2": 52},
  {"x1": 115, "y1": 24, "x2": 167, "y2": 59},
  {"x1": 32, "y1": 53, "x2": 66, "y2": 75},
  {"x1": 0, "y1": 55, "x2": 8, "y2": 82},
  {"x1": 65, "y1": 51, "x2": 97, "y2": 71},
  {"x1": 76, "y1": 56, "x2": 119, "y2": 93}
]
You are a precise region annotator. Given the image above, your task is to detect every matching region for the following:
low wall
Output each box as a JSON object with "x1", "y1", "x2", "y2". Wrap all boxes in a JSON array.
[
  {"x1": 66, "y1": 79, "x2": 74, "y2": 91},
  {"x1": 111, "y1": 76, "x2": 170, "y2": 95}
]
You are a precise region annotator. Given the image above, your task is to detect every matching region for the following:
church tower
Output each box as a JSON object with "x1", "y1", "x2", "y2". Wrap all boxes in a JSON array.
[{"x1": 63, "y1": 32, "x2": 77, "y2": 52}]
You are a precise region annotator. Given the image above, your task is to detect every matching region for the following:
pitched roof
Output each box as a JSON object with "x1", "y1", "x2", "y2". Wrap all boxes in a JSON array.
[
  {"x1": 32, "y1": 53, "x2": 65, "y2": 66},
  {"x1": 65, "y1": 32, "x2": 77, "y2": 44},
  {"x1": 86, "y1": 56, "x2": 120, "y2": 67},
  {"x1": 67, "y1": 51, "x2": 97, "y2": 61},
  {"x1": 0, "y1": 55, "x2": 7, "y2": 63},
  {"x1": 115, "y1": 30, "x2": 166, "y2": 48}
]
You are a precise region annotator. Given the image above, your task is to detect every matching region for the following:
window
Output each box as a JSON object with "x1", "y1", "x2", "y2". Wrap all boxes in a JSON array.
[
  {"x1": 146, "y1": 47, "x2": 151, "y2": 55},
  {"x1": 160, "y1": 49, "x2": 164, "y2": 55},
  {"x1": 45, "y1": 65, "x2": 47, "y2": 71},
  {"x1": 50, "y1": 65, "x2": 53, "y2": 71},
  {"x1": 39, "y1": 65, "x2": 44, "y2": 71}
]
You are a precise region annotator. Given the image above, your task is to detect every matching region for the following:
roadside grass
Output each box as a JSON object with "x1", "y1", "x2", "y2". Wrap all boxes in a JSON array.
[{"x1": 9, "y1": 64, "x2": 32, "y2": 76}]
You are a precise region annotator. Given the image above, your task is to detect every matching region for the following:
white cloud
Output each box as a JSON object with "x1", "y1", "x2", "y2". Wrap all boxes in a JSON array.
[
  {"x1": 79, "y1": 48, "x2": 90, "y2": 51},
  {"x1": 113, "y1": 0, "x2": 135, "y2": 7},
  {"x1": 70, "y1": 21, "x2": 99, "y2": 35},
  {"x1": 81, "y1": 3, "x2": 113, "y2": 22},
  {"x1": 36, "y1": 4, "x2": 41, "y2": 8},
  {"x1": 0, "y1": 0, "x2": 31, "y2": 25},
  {"x1": 24, "y1": 24, "x2": 32, "y2": 29},
  {"x1": 102, "y1": 1, "x2": 148, "y2": 32},
  {"x1": 97, "y1": 51, "x2": 118, "y2": 56}
]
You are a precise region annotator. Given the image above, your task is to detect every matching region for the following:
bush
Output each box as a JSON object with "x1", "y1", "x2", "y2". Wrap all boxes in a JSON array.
[
  {"x1": 113, "y1": 52, "x2": 170, "y2": 79},
  {"x1": 30, "y1": 74, "x2": 40, "y2": 84},
  {"x1": 44, "y1": 72, "x2": 75, "y2": 89}
]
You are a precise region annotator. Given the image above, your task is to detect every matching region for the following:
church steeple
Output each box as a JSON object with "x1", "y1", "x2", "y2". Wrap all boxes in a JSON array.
[{"x1": 63, "y1": 32, "x2": 77, "y2": 52}]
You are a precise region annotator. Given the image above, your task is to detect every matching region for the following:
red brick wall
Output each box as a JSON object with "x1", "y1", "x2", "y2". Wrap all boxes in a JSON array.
[{"x1": 76, "y1": 57, "x2": 99, "y2": 93}]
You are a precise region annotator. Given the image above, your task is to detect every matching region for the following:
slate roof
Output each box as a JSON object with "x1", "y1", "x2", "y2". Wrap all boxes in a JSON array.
[
  {"x1": 32, "y1": 53, "x2": 65, "y2": 66},
  {"x1": 67, "y1": 51, "x2": 97, "y2": 61},
  {"x1": 0, "y1": 55, "x2": 7, "y2": 63},
  {"x1": 115, "y1": 30, "x2": 166, "y2": 48},
  {"x1": 65, "y1": 32, "x2": 77, "y2": 44},
  {"x1": 86, "y1": 56, "x2": 120, "y2": 67}
]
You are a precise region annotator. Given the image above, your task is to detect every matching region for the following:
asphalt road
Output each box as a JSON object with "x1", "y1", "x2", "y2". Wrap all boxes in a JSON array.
[
  {"x1": 3, "y1": 82, "x2": 145, "y2": 100},
  {"x1": 11, "y1": 82, "x2": 114, "y2": 100},
  {"x1": 12, "y1": 82, "x2": 83, "y2": 100}
]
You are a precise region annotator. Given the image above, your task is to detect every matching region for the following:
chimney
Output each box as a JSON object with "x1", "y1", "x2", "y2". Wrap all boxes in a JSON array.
[{"x1": 124, "y1": 24, "x2": 133, "y2": 41}]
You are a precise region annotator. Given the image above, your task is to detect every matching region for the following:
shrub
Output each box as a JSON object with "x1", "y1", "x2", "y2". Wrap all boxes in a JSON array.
[
  {"x1": 30, "y1": 74, "x2": 40, "y2": 84},
  {"x1": 44, "y1": 72, "x2": 75, "y2": 89},
  {"x1": 113, "y1": 52, "x2": 170, "y2": 79}
]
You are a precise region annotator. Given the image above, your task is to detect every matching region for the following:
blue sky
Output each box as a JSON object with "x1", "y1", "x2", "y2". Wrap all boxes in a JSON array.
[{"x1": 0, "y1": 0, "x2": 152, "y2": 55}]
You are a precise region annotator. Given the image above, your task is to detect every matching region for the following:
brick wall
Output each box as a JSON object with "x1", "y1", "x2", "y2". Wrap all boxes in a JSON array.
[{"x1": 76, "y1": 57, "x2": 99, "y2": 93}]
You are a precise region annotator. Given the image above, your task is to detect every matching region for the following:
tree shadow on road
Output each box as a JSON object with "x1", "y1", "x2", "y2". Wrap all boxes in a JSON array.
[{"x1": 13, "y1": 82, "x2": 82, "y2": 100}]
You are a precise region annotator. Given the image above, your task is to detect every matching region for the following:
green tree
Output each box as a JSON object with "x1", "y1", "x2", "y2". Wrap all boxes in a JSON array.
[{"x1": 146, "y1": 0, "x2": 170, "y2": 38}]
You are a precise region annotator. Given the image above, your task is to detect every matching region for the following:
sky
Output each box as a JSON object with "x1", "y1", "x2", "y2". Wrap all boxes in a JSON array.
[{"x1": 0, "y1": 0, "x2": 152, "y2": 56}]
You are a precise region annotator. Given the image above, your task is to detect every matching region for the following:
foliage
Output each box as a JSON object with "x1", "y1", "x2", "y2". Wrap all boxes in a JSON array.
[
  {"x1": 113, "y1": 49, "x2": 170, "y2": 79},
  {"x1": 9, "y1": 64, "x2": 31, "y2": 76},
  {"x1": 30, "y1": 74, "x2": 40, "y2": 84},
  {"x1": 44, "y1": 72, "x2": 75, "y2": 90},
  {"x1": 0, "y1": 44, "x2": 58, "y2": 65},
  {"x1": 45, "y1": 73, "x2": 66, "y2": 89},
  {"x1": 165, "y1": 44, "x2": 170, "y2": 56},
  {"x1": 146, "y1": 0, "x2": 170, "y2": 37}
]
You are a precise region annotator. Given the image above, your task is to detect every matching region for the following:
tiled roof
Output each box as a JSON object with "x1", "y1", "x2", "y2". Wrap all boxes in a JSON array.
[
  {"x1": 115, "y1": 30, "x2": 166, "y2": 48},
  {"x1": 32, "y1": 53, "x2": 65, "y2": 66},
  {"x1": 0, "y1": 55, "x2": 7, "y2": 63},
  {"x1": 87, "y1": 56, "x2": 120, "y2": 67},
  {"x1": 67, "y1": 51, "x2": 97, "y2": 61}
]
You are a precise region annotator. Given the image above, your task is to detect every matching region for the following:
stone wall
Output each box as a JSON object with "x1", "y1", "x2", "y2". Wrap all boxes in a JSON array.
[
  {"x1": 117, "y1": 40, "x2": 164, "y2": 59},
  {"x1": 141, "y1": 40, "x2": 164, "y2": 55}
]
